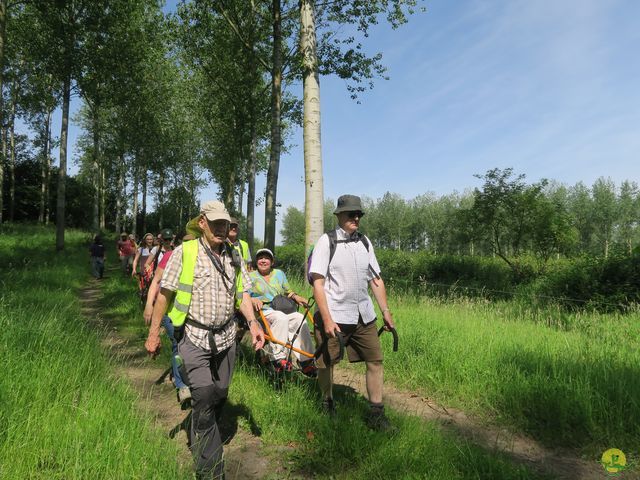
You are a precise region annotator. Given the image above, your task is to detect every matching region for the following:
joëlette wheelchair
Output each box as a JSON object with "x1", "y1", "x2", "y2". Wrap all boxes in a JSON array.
[{"x1": 241, "y1": 297, "x2": 398, "y2": 388}]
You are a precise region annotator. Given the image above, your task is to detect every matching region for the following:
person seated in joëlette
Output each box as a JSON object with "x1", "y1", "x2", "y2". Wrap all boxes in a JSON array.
[{"x1": 249, "y1": 248, "x2": 317, "y2": 376}]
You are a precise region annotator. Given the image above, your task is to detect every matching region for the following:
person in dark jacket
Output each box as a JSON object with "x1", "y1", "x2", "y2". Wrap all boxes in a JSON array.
[{"x1": 89, "y1": 235, "x2": 106, "y2": 279}]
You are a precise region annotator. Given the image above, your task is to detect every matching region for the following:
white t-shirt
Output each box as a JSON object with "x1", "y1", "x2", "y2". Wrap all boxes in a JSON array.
[
  {"x1": 149, "y1": 246, "x2": 168, "y2": 265},
  {"x1": 309, "y1": 227, "x2": 381, "y2": 325}
]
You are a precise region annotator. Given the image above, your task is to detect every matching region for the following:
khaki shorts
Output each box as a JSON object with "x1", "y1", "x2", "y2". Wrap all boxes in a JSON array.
[{"x1": 314, "y1": 312, "x2": 383, "y2": 368}]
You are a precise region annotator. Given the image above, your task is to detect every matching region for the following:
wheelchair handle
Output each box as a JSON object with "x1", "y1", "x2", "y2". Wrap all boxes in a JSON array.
[{"x1": 378, "y1": 326, "x2": 399, "y2": 352}]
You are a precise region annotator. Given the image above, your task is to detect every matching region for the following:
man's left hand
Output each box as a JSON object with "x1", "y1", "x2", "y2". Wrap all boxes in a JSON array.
[{"x1": 382, "y1": 310, "x2": 395, "y2": 330}]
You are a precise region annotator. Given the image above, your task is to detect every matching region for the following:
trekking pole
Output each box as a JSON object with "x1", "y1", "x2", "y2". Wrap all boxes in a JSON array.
[
  {"x1": 378, "y1": 326, "x2": 399, "y2": 352},
  {"x1": 286, "y1": 297, "x2": 316, "y2": 365},
  {"x1": 257, "y1": 310, "x2": 315, "y2": 359}
]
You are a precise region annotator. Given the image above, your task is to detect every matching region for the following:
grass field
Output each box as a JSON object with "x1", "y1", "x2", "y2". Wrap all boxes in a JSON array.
[
  {"x1": 0, "y1": 225, "x2": 190, "y2": 479},
  {"x1": 380, "y1": 293, "x2": 640, "y2": 454},
  {"x1": 289, "y1": 275, "x2": 640, "y2": 456},
  {"x1": 0, "y1": 225, "x2": 548, "y2": 479},
  {"x1": 10, "y1": 225, "x2": 635, "y2": 477}
]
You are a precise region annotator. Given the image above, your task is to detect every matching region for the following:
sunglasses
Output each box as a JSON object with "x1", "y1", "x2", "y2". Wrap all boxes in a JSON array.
[
  {"x1": 229, "y1": 224, "x2": 239, "y2": 229},
  {"x1": 347, "y1": 211, "x2": 364, "y2": 219}
]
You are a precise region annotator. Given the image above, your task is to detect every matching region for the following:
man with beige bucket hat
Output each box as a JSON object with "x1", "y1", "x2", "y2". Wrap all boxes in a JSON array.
[{"x1": 145, "y1": 200, "x2": 265, "y2": 479}]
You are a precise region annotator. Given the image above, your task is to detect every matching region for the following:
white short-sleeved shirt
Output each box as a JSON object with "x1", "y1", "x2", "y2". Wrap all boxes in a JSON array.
[{"x1": 309, "y1": 227, "x2": 381, "y2": 325}]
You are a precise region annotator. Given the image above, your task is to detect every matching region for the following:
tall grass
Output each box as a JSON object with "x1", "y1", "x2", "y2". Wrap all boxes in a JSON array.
[
  {"x1": 286, "y1": 276, "x2": 640, "y2": 455},
  {"x1": 379, "y1": 293, "x2": 639, "y2": 453},
  {"x1": 228, "y1": 360, "x2": 542, "y2": 479},
  {"x1": 89, "y1": 233, "x2": 544, "y2": 480},
  {"x1": 0, "y1": 225, "x2": 189, "y2": 479}
]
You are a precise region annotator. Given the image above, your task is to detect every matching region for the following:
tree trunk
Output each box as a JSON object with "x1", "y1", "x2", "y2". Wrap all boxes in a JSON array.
[
  {"x1": 264, "y1": 0, "x2": 282, "y2": 251},
  {"x1": 132, "y1": 163, "x2": 139, "y2": 237},
  {"x1": 100, "y1": 166, "x2": 105, "y2": 229},
  {"x1": 39, "y1": 110, "x2": 52, "y2": 224},
  {"x1": 237, "y1": 179, "x2": 245, "y2": 217},
  {"x1": 300, "y1": 0, "x2": 324, "y2": 254},
  {"x1": 44, "y1": 109, "x2": 52, "y2": 225},
  {"x1": 56, "y1": 72, "x2": 71, "y2": 251},
  {"x1": 0, "y1": 0, "x2": 6, "y2": 224},
  {"x1": 8, "y1": 79, "x2": 16, "y2": 222},
  {"x1": 115, "y1": 153, "x2": 124, "y2": 233},
  {"x1": 92, "y1": 107, "x2": 100, "y2": 233},
  {"x1": 158, "y1": 171, "x2": 164, "y2": 230},
  {"x1": 247, "y1": 129, "x2": 257, "y2": 256},
  {"x1": 225, "y1": 165, "x2": 236, "y2": 212},
  {"x1": 141, "y1": 165, "x2": 147, "y2": 234}
]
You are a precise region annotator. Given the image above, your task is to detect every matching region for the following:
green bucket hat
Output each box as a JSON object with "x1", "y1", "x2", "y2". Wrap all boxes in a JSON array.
[{"x1": 333, "y1": 194, "x2": 364, "y2": 215}]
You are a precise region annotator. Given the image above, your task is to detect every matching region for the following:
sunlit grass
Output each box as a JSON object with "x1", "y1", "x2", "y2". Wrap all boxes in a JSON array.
[
  {"x1": 0, "y1": 225, "x2": 189, "y2": 479},
  {"x1": 286, "y1": 276, "x2": 640, "y2": 454}
]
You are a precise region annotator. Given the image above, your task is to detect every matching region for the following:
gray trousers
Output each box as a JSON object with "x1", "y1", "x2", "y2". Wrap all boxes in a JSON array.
[{"x1": 178, "y1": 336, "x2": 236, "y2": 479}]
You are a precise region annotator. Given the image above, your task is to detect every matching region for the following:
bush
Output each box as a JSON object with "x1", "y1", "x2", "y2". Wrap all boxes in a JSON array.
[
  {"x1": 531, "y1": 254, "x2": 640, "y2": 311},
  {"x1": 274, "y1": 242, "x2": 640, "y2": 311}
]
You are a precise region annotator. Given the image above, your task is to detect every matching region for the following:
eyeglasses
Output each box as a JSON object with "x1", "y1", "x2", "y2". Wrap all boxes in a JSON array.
[
  {"x1": 347, "y1": 211, "x2": 364, "y2": 219},
  {"x1": 229, "y1": 224, "x2": 239, "y2": 230}
]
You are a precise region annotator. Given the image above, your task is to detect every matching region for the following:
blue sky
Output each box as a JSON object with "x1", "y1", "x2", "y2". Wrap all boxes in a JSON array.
[{"x1": 43, "y1": 0, "x2": 640, "y2": 243}]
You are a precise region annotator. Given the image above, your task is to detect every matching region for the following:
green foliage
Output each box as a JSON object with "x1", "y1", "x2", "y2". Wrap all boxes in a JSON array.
[
  {"x1": 275, "y1": 243, "x2": 306, "y2": 277},
  {"x1": 231, "y1": 359, "x2": 540, "y2": 479},
  {"x1": 530, "y1": 253, "x2": 640, "y2": 311},
  {"x1": 280, "y1": 205, "x2": 305, "y2": 246},
  {"x1": 375, "y1": 293, "x2": 640, "y2": 453},
  {"x1": 0, "y1": 226, "x2": 189, "y2": 479},
  {"x1": 276, "y1": 241, "x2": 640, "y2": 312},
  {"x1": 3, "y1": 159, "x2": 94, "y2": 228}
]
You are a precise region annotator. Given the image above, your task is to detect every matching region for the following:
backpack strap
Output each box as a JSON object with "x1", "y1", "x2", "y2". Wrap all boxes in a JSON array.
[
  {"x1": 329, "y1": 231, "x2": 380, "y2": 280},
  {"x1": 327, "y1": 230, "x2": 339, "y2": 264}
]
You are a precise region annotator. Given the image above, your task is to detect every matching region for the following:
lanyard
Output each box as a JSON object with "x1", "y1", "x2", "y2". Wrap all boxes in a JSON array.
[{"x1": 200, "y1": 239, "x2": 236, "y2": 296}]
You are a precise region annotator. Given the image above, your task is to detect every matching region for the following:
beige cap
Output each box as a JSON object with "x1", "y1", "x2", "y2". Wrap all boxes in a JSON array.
[{"x1": 200, "y1": 200, "x2": 231, "y2": 222}]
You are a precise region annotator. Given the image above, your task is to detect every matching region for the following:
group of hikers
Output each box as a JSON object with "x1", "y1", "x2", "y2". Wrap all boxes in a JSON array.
[{"x1": 98, "y1": 194, "x2": 395, "y2": 480}]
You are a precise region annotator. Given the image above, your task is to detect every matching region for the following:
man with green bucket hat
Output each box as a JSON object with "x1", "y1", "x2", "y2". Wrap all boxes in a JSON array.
[{"x1": 309, "y1": 194, "x2": 397, "y2": 432}]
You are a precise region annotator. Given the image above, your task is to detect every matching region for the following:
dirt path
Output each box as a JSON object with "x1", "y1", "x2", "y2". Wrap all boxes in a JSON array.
[
  {"x1": 79, "y1": 276, "x2": 282, "y2": 480},
  {"x1": 333, "y1": 365, "x2": 638, "y2": 480},
  {"x1": 80, "y1": 275, "x2": 636, "y2": 480}
]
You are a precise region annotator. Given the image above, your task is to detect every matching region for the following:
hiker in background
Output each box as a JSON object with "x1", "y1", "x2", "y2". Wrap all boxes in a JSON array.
[
  {"x1": 89, "y1": 235, "x2": 106, "y2": 280},
  {"x1": 309, "y1": 194, "x2": 396, "y2": 432},
  {"x1": 144, "y1": 200, "x2": 264, "y2": 480},
  {"x1": 132, "y1": 233, "x2": 154, "y2": 277},
  {"x1": 228, "y1": 217, "x2": 252, "y2": 270},
  {"x1": 128, "y1": 233, "x2": 138, "y2": 251},
  {"x1": 249, "y1": 248, "x2": 317, "y2": 376},
  {"x1": 144, "y1": 228, "x2": 174, "y2": 274},
  {"x1": 143, "y1": 233, "x2": 190, "y2": 406},
  {"x1": 117, "y1": 232, "x2": 135, "y2": 275}
]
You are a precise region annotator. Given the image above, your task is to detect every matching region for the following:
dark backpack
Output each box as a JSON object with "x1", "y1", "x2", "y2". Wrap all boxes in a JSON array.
[{"x1": 306, "y1": 230, "x2": 379, "y2": 285}]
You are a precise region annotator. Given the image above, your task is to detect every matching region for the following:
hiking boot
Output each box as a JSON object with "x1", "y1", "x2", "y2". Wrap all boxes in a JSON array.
[
  {"x1": 366, "y1": 405, "x2": 397, "y2": 434},
  {"x1": 272, "y1": 359, "x2": 293, "y2": 373},
  {"x1": 300, "y1": 361, "x2": 318, "y2": 378},
  {"x1": 177, "y1": 386, "x2": 192, "y2": 405},
  {"x1": 321, "y1": 397, "x2": 336, "y2": 417}
]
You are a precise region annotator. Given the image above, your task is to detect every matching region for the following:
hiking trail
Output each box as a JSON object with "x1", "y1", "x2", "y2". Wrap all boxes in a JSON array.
[
  {"x1": 79, "y1": 275, "x2": 286, "y2": 480},
  {"x1": 80, "y1": 273, "x2": 636, "y2": 480}
]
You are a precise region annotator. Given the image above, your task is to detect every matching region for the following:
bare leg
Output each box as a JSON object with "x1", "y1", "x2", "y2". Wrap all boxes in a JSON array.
[{"x1": 365, "y1": 361, "x2": 383, "y2": 404}]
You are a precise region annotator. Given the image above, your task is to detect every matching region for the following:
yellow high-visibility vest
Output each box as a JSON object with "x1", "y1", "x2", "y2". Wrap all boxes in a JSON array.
[{"x1": 168, "y1": 240, "x2": 243, "y2": 327}]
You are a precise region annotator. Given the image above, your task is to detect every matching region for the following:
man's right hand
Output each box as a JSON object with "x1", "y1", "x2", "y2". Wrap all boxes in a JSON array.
[
  {"x1": 324, "y1": 318, "x2": 341, "y2": 338},
  {"x1": 145, "y1": 334, "x2": 161, "y2": 358}
]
